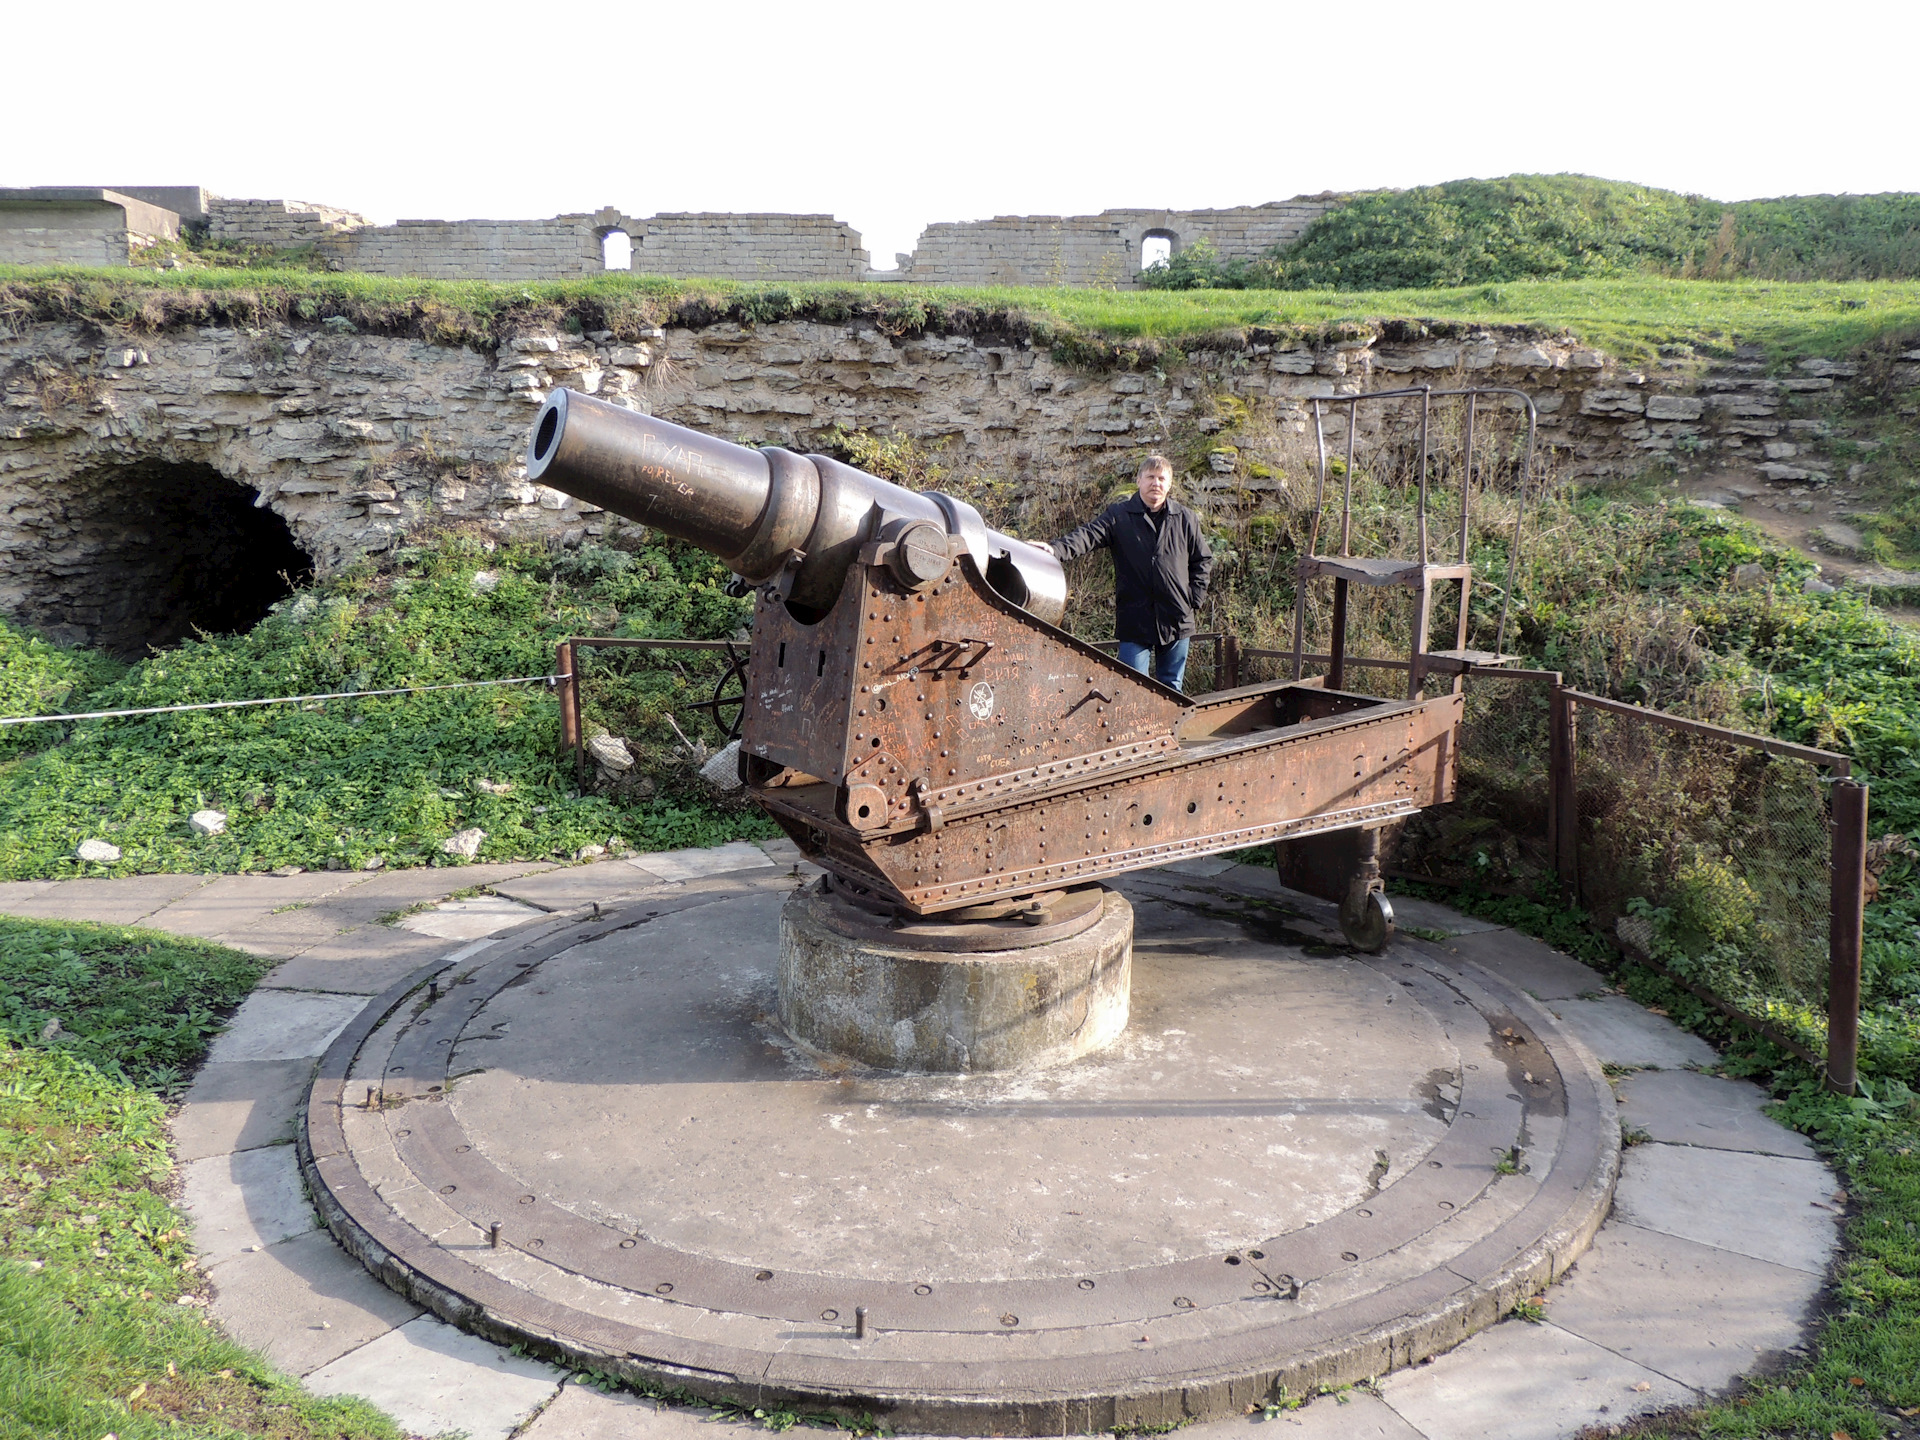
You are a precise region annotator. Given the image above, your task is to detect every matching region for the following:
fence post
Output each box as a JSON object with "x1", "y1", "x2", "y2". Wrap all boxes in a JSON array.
[
  {"x1": 1826, "y1": 779, "x2": 1868, "y2": 1095},
  {"x1": 555, "y1": 640, "x2": 582, "y2": 775},
  {"x1": 1549, "y1": 684, "x2": 1579, "y2": 898},
  {"x1": 1223, "y1": 634, "x2": 1240, "y2": 689}
]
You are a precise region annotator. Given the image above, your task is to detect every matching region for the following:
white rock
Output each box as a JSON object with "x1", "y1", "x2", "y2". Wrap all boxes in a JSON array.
[
  {"x1": 469, "y1": 569, "x2": 500, "y2": 594},
  {"x1": 511, "y1": 336, "x2": 560, "y2": 353},
  {"x1": 699, "y1": 739, "x2": 744, "y2": 792},
  {"x1": 1804, "y1": 576, "x2": 1838, "y2": 595},
  {"x1": 587, "y1": 734, "x2": 635, "y2": 772},
  {"x1": 440, "y1": 828, "x2": 486, "y2": 859},
  {"x1": 189, "y1": 809, "x2": 227, "y2": 837},
  {"x1": 575, "y1": 844, "x2": 607, "y2": 860},
  {"x1": 361, "y1": 855, "x2": 385, "y2": 870},
  {"x1": 474, "y1": 778, "x2": 514, "y2": 795},
  {"x1": 76, "y1": 839, "x2": 121, "y2": 863}
]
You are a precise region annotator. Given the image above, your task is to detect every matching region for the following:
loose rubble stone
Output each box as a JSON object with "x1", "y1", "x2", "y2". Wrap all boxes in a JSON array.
[
  {"x1": 190, "y1": 809, "x2": 228, "y2": 836},
  {"x1": 1730, "y1": 562, "x2": 1768, "y2": 589},
  {"x1": 75, "y1": 839, "x2": 121, "y2": 863},
  {"x1": 574, "y1": 844, "x2": 607, "y2": 860},
  {"x1": 440, "y1": 828, "x2": 487, "y2": 859},
  {"x1": 474, "y1": 778, "x2": 513, "y2": 795},
  {"x1": 469, "y1": 569, "x2": 500, "y2": 595},
  {"x1": 586, "y1": 734, "x2": 634, "y2": 773}
]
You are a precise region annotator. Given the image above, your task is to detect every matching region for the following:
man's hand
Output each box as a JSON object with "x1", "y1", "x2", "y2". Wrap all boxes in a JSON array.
[{"x1": 1033, "y1": 541, "x2": 1054, "y2": 556}]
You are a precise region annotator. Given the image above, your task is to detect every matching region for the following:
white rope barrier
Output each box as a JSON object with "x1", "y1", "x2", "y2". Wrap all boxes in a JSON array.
[{"x1": 0, "y1": 673, "x2": 572, "y2": 727}]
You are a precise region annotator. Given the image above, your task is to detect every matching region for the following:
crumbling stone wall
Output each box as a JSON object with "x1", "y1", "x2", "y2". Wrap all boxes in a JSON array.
[
  {"x1": 4, "y1": 312, "x2": 1868, "y2": 650},
  {"x1": 205, "y1": 198, "x2": 371, "y2": 248},
  {"x1": 634, "y1": 213, "x2": 869, "y2": 281},
  {"x1": 901, "y1": 200, "x2": 1338, "y2": 286}
]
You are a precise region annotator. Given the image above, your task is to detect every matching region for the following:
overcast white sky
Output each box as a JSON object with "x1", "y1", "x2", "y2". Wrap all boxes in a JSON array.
[{"x1": 7, "y1": 0, "x2": 1916, "y2": 270}]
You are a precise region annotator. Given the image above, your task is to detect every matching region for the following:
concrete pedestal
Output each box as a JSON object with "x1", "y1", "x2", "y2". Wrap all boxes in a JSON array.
[{"x1": 777, "y1": 881, "x2": 1133, "y2": 1072}]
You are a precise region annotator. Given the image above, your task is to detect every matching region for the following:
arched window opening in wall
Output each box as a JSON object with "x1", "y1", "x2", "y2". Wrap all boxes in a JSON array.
[
  {"x1": 9, "y1": 460, "x2": 315, "y2": 658},
  {"x1": 1141, "y1": 232, "x2": 1175, "y2": 272},
  {"x1": 601, "y1": 229, "x2": 633, "y2": 271}
]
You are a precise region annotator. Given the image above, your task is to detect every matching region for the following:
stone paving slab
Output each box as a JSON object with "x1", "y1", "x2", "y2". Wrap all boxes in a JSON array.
[
  {"x1": 625, "y1": 840, "x2": 776, "y2": 882},
  {"x1": 0, "y1": 880, "x2": 57, "y2": 908},
  {"x1": 170, "y1": 1058, "x2": 313, "y2": 1162},
  {"x1": 255, "y1": 927, "x2": 458, "y2": 994},
  {"x1": 208, "y1": 1228, "x2": 423, "y2": 1377},
  {"x1": 1383, "y1": 892, "x2": 1506, "y2": 936},
  {"x1": 396, "y1": 894, "x2": 545, "y2": 939},
  {"x1": 294, "y1": 860, "x2": 557, "y2": 929},
  {"x1": 1193, "y1": 1394, "x2": 1427, "y2": 1440},
  {"x1": 206, "y1": 990, "x2": 368, "y2": 1062},
  {"x1": 487, "y1": 859, "x2": 683, "y2": 912},
  {"x1": 139, "y1": 872, "x2": 373, "y2": 942},
  {"x1": 215, "y1": 904, "x2": 360, "y2": 962},
  {"x1": 1544, "y1": 994, "x2": 1720, "y2": 1069},
  {"x1": 0, "y1": 872, "x2": 209, "y2": 926},
  {"x1": 1434, "y1": 930, "x2": 1609, "y2": 1000},
  {"x1": 1376, "y1": 1315, "x2": 1698, "y2": 1440},
  {"x1": 1544, "y1": 1220, "x2": 1823, "y2": 1391},
  {"x1": 1617, "y1": 1068, "x2": 1818, "y2": 1159},
  {"x1": 184, "y1": 1145, "x2": 318, "y2": 1267},
  {"x1": 304, "y1": 1314, "x2": 562, "y2": 1440},
  {"x1": 519, "y1": 1385, "x2": 770, "y2": 1440},
  {"x1": 1611, "y1": 1142, "x2": 1841, "y2": 1274}
]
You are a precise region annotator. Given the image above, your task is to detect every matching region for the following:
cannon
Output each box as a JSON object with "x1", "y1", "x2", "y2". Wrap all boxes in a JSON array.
[{"x1": 528, "y1": 388, "x2": 1529, "y2": 949}]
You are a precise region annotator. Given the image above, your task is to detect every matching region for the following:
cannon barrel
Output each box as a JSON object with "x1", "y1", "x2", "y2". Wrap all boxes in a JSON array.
[{"x1": 525, "y1": 389, "x2": 1067, "y2": 623}]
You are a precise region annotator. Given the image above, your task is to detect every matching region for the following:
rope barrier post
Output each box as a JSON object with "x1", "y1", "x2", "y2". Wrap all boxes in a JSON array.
[
  {"x1": 556, "y1": 640, "x2": 579, "y2": 760},
  {"x1": 1826, "y1": 780, "x2": 1868, "y2": 1096}
]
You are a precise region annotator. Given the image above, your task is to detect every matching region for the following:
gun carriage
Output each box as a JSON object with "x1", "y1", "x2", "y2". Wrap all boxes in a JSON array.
[{"x1": 526, "y1": 386, "x2": 1532, "y2": 951}]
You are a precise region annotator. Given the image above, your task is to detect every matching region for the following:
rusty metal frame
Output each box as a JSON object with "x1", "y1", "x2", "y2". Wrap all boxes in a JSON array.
[{"x1": 1291, "y1": 387, "x2": 1537, "y2": 700}]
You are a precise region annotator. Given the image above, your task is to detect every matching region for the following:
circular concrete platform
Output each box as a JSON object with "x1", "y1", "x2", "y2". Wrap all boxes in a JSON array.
[{"x1": 300, "y1": 874, "x2": 1618, "y2": 1435}]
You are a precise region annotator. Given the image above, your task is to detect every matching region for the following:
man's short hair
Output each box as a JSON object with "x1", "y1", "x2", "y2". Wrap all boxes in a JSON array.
[{"x1": 1137, "y1": 455, "x2": 1174, "y2": 479}]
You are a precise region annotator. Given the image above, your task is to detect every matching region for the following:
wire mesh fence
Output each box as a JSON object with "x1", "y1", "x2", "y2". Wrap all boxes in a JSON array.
[
  {"x1": 1388, "y1": 669, "x2": 1557, "y2": 890},
  {"x1": 1569, "y1": 698, "x2": 1839, "y2": 1009}
]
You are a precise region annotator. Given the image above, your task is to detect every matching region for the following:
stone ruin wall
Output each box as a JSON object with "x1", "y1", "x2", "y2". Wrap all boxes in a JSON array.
[
  {"x1": 0, "y1": 190, "x2": 183, "y2": 268},
  {"x1": 901, "y1": 201, "x2": 1338, "y2": 286},
  {"x1": 9, "y1": 310, "x2": 1896, "y2": 650},
  {"x1": 3, "y1": 188, "x2": 1332, "y2": 286}
]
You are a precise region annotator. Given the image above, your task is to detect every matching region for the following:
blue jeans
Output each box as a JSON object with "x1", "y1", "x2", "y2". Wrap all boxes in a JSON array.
[{"x1": 1117, "y1": 637, "x2": 1190, "y2": 691}]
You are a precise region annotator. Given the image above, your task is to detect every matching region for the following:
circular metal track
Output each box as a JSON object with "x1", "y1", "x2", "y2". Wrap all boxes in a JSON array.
[{"x1": 301, "y1": 873, "x2": 1617, "y2": 1435}]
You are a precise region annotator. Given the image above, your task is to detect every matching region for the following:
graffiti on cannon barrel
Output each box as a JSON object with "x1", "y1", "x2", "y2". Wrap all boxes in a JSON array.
[{"x1": 526, "y1": 386, "x2": 1534, "y2": 949}]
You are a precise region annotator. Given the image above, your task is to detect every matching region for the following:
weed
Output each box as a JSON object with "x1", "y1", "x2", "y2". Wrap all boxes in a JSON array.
[{"x1": 1509, "y1": 1296, "x2": 1548, "y2": 1323}]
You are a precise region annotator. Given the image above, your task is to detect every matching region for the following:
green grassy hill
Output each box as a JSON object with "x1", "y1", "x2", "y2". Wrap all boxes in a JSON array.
[{"x1": 1136, "y1": 175, "x2": 1920, "y2": 292}]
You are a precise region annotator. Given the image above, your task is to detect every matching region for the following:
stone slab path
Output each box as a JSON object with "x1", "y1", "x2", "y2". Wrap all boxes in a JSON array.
[{"x1": 0, "y1": 845, "x2": 1841, "y2": 1440}]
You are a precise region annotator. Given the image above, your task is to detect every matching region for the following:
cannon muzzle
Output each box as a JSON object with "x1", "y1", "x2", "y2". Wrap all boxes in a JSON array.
[{"x1": 525, "y1": 389, "x2": 1066, "y2": 623}]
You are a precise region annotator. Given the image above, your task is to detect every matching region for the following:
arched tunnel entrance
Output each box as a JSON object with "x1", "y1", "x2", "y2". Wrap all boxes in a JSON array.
[{"x1": 7, "y1": 460, "x2": 314, "y2": 658}]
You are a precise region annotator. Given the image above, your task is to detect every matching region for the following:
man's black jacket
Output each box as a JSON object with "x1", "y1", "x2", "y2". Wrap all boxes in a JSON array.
[{"x1": 1051, "y1": 495, "x2": 1213, "y2": 647}]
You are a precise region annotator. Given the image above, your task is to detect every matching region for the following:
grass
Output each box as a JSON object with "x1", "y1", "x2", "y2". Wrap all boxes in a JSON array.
[
  {"x1": 0, "y1": 916, "x2": 399, "y2": 1439},
  {"x1": 0, "y1": 918, "x2": 266, "y2": 1095},
  {"x1": 0, "y1": 531, "x2": 776, "y2": 881},
  {"x1": 6, "y1": 264, "x2": 1920, "y2": 366}
]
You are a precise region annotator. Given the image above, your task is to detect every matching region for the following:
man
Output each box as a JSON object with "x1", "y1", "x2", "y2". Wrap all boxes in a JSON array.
[{"x1": 1037, "y1": 456, "x2": 1213, "y2": 692}]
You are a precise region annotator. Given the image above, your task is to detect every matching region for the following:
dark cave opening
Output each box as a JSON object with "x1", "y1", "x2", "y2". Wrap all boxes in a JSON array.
[{"x1": 31, "y1": 460, "x2": 315, "y2": 658}]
